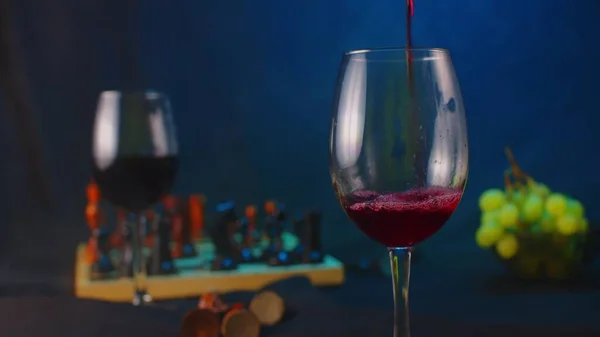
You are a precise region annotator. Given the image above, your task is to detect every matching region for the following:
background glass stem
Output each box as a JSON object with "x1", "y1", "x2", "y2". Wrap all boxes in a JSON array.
[{"x1": 131, "y1": 214, "x2": 148, "y2": 303}]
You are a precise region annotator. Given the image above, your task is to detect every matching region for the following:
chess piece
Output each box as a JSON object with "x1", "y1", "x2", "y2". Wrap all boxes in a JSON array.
[
  {"x1": 293, "y1": 210, "x2": 324, "y2": 264},
  {"x1": 172, "y1": 214, "x2": 184, "y2": 258},
  {"x1": 181, "y1": 309, "x2": 220, "y2": 337},
  {"x1": 210, "y1": 200, "x2": 240, "y2": 270},
  {"x1": 306, "y1": 210, "x2": 324, "y2": 263},
  {"x1": 84, "y1": 203, "x2": 100, "y2": 264},
  {"x1": 291, "y1": 212, "x2": 307, "y2": 264},
  {"x1": 249, "y1": 290, "x2": 285, "y2": 326},
  {"x1": 221, "y1": 308, "x2": 261, "y2": 337},
  {"x1": 180, "y1": 199, "x2": 197, "y2": 258},
  {"x1": 119, "y1": 213, "x2": 136, "y2": 278},
  {"x1": 260, "y1": 201, "x2": 278, "y2": 261},
  {"x1": 91, "y1": 226, "x2": 115, "y2": 278},
  {"x1": 189, "y1": 194, "x2": 206, "y2": 242},
  {"x1": 144, "y1": 209, "x2": 157, "y2": 248},
  {"x1": 261, "y1": 201, "x2": 291, "y2": 265},
  {"x1": 148, "y1": 206, "x2": 177, "y2": 275},
  {"x1": 242, "y1": 205, "x2": 258, "y2": 246},
  {"x1": 237, "y1": 225, "x2": 255, "y2": 263},
  {"x1": 238, "y1": 205, "x2": 258, "y2": 263},
  {"x1": 164, "y1": 195, "x2": 184, "y2": 258},
  {"x1": 85, "y1": 180, "x2": 115, "y2": 278},
  {"x1": 110, "y1": 208, "x2": 128, "y2": 249},
  {"x1": 84, "y1": 183, "x2": 101, "y2": 265},
  {"x1": 275, "y1": 203, "x2": 287, "y2": 236}
]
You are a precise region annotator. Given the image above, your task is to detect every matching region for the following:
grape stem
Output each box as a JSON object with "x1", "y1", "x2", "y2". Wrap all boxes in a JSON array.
[
  {"x1": 504, "y1": 147, "x2": 535, "y2": 191},
  {"x1": 503, "y1": 169, "x2": 513, "y2": 192}
]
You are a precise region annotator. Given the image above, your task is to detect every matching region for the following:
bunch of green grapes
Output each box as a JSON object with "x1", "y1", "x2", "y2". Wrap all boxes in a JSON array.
[{"x1": 475, "y1": 181, "x2": 589, "y2": 261}]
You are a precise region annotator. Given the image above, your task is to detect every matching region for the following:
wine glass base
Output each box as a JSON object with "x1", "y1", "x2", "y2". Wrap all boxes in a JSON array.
[{"x1": 132, "y1": 290, "x2": 153, "y2": 306}]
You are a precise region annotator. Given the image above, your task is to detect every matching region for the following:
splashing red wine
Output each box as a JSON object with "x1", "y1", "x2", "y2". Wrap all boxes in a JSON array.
[{"x1": 343, "y1": 187, "x2": 462, "y2": 247}]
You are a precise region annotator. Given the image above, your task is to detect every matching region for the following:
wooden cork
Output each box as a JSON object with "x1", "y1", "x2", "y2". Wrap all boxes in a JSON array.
[
  {"x1": 248, "y1": 290, "x2": 285, "y2": 326},
  {"x1": 181, "y1": 309, "x2": 220, "y2": 337},
  {"x1": 221, "y1": 308, "x2": 261, "y2": 337},
  {"x1": 198, "y1": 292, "x2": 228, "y2": 313}
]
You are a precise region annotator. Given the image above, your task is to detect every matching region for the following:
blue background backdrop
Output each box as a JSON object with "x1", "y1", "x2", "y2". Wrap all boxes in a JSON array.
[{"x1": 0, "y1": 0, "x2": 598, "y2": 287}]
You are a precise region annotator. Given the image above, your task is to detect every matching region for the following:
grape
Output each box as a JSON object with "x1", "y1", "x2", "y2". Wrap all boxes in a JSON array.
[
  {"x1": 545, "y1": 194, "x2": 567, "y2": 217},
  {"x1": 529, "y1": 223, "x2": 542, "y2": 234},
  {"x1": 496, "y1": 234, "x2": 519, "y2": 260},
  {"x1": 479, "y1": 189, "x2": 506, "y2": 212},
  {"x1": 539, "y1": 212, "x2": 556, "y2": 233},
  {"x1": 475, "y1": 229, "x2": 492, "y2": 248},
  {"x1": 533, "y1": 183, "x2": 550, "y2": 198},
  {"x1": 480, "y1": 210, "x2": 499, "y2": 224},
  {"x1": 475, "y1": 220, "x2": 504, "y2": 248},
  {"x1": 510, "y1": 190, "x2": 525, "y2": 208},
  {"x1": 522, "y1": 193, "x2": 544, "y2": 223},
  {"x1": 566, "y1": 199, "x2": 584, "y2": 218},
  {"x1": 498, "y1": 203, "x2": 519, "y2": 228},
  {"x1": 556, "y1": 214, "x2": 578, "y2": 236}
]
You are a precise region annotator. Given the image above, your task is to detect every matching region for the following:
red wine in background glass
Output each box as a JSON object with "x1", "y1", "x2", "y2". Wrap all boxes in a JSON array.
[
  {"x1": 92, "y1": 155, "x2": 179, "y2": 213},
  {"x1": 343, "y1": 187, "x2": 463, "y2": 247}
]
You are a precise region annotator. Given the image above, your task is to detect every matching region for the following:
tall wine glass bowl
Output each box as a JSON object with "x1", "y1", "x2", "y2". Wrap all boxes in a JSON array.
[
  {"x1": 92, "y1": 90, "x2": 179, "y2": 306},
  {"x1": 329, "y1": 48, "x2": 468, "y2": 337}
]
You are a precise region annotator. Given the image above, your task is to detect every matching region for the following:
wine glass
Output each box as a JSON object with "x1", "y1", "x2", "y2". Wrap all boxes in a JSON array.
[
  {"x1": 329, "y1": 48, "x2": 468, "y2": 336},
  {"x1": 92, "y1": 90, "x2": 179, "y2": 306}
]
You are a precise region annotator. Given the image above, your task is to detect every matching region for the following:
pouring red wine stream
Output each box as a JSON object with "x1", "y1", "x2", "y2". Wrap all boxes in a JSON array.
[
  {"x1": 405, "y1": 0, "x2": 428, "y2": 187},
  {"x1": 406, "y1": 0, "x2": 414, "y2": 49}
]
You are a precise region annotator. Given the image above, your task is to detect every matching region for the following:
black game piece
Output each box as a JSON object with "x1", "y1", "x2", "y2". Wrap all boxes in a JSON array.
[
  {"x1": 180, "y1": 201, "x2": 197, "y2": 258},
  {"x1": 164, "y1": 195, "x2": 185, "y2": 258},
  {"x1": 305, "y1": 210, "x2": 324, "y2": 263},
  {"x1": 238, "y1": 217, "x2": 257, "y2": 263},
  {"x1": 90, "y1": 226, "x2": 115, "y2": 278},
  {"x1": 210, "y1": 201, "x2": 240, "y2": 270},
  {"x1": 292, "y1": 210, "x2": 324, "y2": 264},
  {"x1": 290, "y1": 212, "x2": 306, "y2": 263},
  {"x1": 239, "y1": 217, "x2": 250, "y2": 243},
  {"x1": 111, "y1": 209, "x2": 128, "y2": 249},
  {"x1": 148, "y1": 208, "x2": 177, "y2": 275},
  {"x1": 262, "y1": 203, "x2": 292, "y2": 266},
  {"x1": 260, "y1": 214, "x2": 277, "y2": 262},
  {"x1": 243, "y1": 205, "x2": 260, "y2": 245}
]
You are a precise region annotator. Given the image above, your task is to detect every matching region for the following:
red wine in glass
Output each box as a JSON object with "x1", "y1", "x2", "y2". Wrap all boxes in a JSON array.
[
  {"x1": 344, "y1": 187, "x2": 463, "y2": 247},
  {"x1": 93, "y1": 156, "x2": 178, "y2": 214}
]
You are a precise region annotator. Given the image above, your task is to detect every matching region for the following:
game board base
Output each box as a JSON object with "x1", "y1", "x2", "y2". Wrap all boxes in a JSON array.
[{"x1": 74, "y1": 233, "x2": 345, "y2": 302}]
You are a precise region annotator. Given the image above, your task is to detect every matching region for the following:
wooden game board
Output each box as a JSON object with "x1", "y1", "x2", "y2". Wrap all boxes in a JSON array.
[{"x1": 74, "y1": 232, "x2": 345, "y2": 302}]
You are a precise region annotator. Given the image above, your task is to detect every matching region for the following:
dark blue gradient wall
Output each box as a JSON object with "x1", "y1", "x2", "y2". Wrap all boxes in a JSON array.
[{"x1": 1, "y1": 0, "x2": 599, "y2": 268}]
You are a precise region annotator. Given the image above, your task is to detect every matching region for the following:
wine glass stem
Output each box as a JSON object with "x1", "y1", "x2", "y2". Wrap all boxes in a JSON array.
[
  {"x1": 389, "y1": 247, "x2": 412, "y2": 337},
  {"x1": 131, "y1": 214, "x2": 151, "y2": 306}
]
